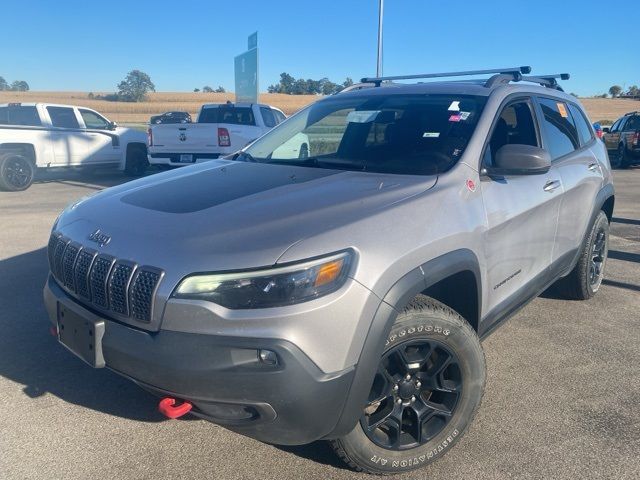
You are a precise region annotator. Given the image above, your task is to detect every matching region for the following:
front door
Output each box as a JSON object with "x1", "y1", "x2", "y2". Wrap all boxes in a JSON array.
[
  {"x1": 480, "y1": 97, "x2": 563, "y2": 315},
  {"x1": 78, "y1": 108, "x2": 120, "y2": 163}
]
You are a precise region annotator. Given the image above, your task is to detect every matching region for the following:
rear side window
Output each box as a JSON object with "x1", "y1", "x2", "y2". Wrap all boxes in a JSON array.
[
  {"x1": 538, "y1": 98, "x2": 579, "y2": 159},
  {"x1": 260, "y1": 107, "x2": 276, "y2": 128},
  {"x1": 568, "y1": 104, "x2": 593, "y2": 146},
  {"x1": 47, "y1": 106, "x2": 79, "y2": 129},
  {"x1": 199, "y1": 106, "x2": 256, "y2": 125},
  {"x1": 0, "y1": 106, "x2": 42, "y2": 126}
]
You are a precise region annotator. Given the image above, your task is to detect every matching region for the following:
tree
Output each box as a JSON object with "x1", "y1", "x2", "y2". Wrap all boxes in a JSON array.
[
  {"x1": 627, "y1": 85, "x2": 639, "y2": 97},
  {"x1": 342, "y1": 77, "x2": 354, "y2": 88},
  {"x1": 215, "y1": 86, "x2": 226, "y2": 93},
  {"x1": 117, "y1": 70, "x2": 155, "y2": 102},
  {"x1": 0, "y1": 76, "x2": 8, "y2": 91},
  {"x1": 608, "y1": 85, "x2": 622, "y2": 98},
  {"x1": 10, "y1": 80, "x2": 29, "y2": 91},
  {"x1": 202, "y1": 85, "x2": 214, "y2": 93},
  {"x1": 193, "y1": 88, "x2": 200, "y2": 92}
]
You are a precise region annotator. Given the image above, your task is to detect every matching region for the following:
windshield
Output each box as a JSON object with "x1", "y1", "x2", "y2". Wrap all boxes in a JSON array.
[{"x1": 243, "y1": 93, "x2": 486, "y2": 175}]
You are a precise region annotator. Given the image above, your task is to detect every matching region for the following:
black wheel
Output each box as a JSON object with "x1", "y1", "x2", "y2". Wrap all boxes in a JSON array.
[
  {"x1": 554, "y1": 211, "x2": 609, "y2": 300},
  {"x1": 331, "y1": 296, "x2": 485, "y2": 475},
  {"x1": 125, "y1": 145, "x2": 149, "y2": 176},
  {"x1": 617, "y1": 144, "x2": 629, "y2": 169},
  {"x1": 0, "y1": 153, "x2": 35, "y2": 191}
]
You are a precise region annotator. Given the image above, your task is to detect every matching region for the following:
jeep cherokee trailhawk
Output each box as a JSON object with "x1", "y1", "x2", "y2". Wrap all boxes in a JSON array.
[{"x1": 44, "y1": 66, "x2": 614, "y2": 475}]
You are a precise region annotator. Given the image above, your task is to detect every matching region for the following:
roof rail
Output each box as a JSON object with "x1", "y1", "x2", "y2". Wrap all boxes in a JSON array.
[
  {"x1": 624, "y1": 111, "x2": 639, "y2": 116},
  {"x1": 339, "y1": 82, "x2": 378, "y2": 94},
  {"x1": 485, "y1": 73, "x2": 570, "y2": 91},
  {"x1": 361, "y1": 66, "x2": 531, "y2": 87}
]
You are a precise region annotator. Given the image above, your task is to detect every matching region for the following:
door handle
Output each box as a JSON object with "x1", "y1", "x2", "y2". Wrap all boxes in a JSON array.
[
  {"x1": 543, "y1": 180, "x2": 561, "y2": 192},
  {"x1": 588, "y1": 162, "x2": 599, "y2": 171}
]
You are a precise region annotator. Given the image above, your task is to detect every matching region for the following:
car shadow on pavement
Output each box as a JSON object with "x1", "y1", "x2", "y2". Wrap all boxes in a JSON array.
[
  {"x1": 0, "y1": 247, "x2": 165, "y2": 422},
  {"x1": 276, "y1": 442, "x2": 350, "y2": 470},
  {"x1": 33, "y1": 168, "x2": 163, "y2": 190},
  {"x1": 612, "y1": 217, "x2": 640, "y2": 226}
]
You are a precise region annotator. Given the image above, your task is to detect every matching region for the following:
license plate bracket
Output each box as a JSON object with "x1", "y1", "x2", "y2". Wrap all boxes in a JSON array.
[
  {"x1": 57, "y1": 303, "x2": 105, "y2": 368},
  {"x1": 179, "y1": 154, "x2": 194, "y2": 163}
]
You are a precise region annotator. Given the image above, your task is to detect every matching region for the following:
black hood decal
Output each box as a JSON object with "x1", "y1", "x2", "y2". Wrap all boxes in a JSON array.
[{"x1": 120, "y1": 162, "x2": 339, "y2": 214}]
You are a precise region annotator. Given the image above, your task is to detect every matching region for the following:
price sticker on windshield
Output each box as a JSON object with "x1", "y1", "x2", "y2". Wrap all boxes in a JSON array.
[{"x1": 556, "y1": 102, "x2": 569, "y2": 118}]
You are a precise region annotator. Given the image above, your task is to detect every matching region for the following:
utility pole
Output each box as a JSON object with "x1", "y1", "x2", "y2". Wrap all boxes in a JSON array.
[{"x1": 377, "y1": 0, "x2": 384, "y2": 77}]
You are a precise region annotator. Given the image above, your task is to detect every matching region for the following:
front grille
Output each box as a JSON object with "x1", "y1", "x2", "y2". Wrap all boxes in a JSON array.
[
  {"x1": 130, "y1": 269, "x2": 162, "y2": 322},
  {"x1": 47, "y1": 232, "x2": 163, "y2": 323}
]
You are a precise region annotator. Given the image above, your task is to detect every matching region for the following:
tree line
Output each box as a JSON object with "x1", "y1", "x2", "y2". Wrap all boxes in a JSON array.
[
  {"x1": 608, "y1": 85, "x2": 639, "y2": 98},
  {"x1": 0, "y1": 76, "x2": 30, "y2": 91},
  {"x1": 268, "y1": 73, "x2": 354, "y2": 95}
]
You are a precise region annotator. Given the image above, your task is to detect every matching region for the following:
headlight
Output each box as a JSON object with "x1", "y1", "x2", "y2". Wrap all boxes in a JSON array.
[{"x1": 173, "y1": 251, "x2": 353, "y2": 309}]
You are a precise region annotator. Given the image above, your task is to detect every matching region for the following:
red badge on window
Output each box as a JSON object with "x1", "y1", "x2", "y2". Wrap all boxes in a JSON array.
[{"x1": 466, "y1": 179, "x2": 476, "y2": 192}]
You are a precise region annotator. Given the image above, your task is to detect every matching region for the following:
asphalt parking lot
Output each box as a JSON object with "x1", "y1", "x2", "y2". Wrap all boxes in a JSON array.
[{"x1": 1, "y1": 168, "x2": 638, "y2": 480}]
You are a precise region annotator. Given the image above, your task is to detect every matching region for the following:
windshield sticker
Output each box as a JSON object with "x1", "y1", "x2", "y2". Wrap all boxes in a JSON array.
[
  {"x1": 459, "y1": 111, "x2": 471, "y2": 121},
  {"x1": 423, "y1": 132, "x2": 440, "y2": 138},
  {"x1": 448, "y1": 101, "x2": 461, "y2": 112},
  {"x1": 556, "y1": 102, "x2": 568, "y2": 118},
  {"x1": 449, "y1": 114, "x2": 462, "y2": 122},
  {"x1": 346, "y1": 110, "x2": 380, "y2": 123}
]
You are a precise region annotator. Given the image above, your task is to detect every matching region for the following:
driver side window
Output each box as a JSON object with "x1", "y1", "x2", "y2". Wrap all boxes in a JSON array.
[
  {"x1": 486, "y1": 100, "x2": 538, "y2": 166},
  {"x1": 79, "y1": 109, "x2": 110, "y2": 129}
]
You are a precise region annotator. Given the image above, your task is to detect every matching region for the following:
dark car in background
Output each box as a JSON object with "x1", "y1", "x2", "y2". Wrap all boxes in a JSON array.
[
  {"x1": 603, "y1": 111, "x2": 640, "y2": 168},
  {"x1": 150, "y1": 111, "x2": 192, "y2": 125}
]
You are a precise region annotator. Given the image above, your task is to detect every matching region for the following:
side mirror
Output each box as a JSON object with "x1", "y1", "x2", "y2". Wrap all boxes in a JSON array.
[
  {"x1": 485, "y1": 144, "x2": 551, "y2": 176},
  {"x1": 108, "y1": 121, "x2": 118, "y2": 130},
  {"x1": 602, "y1": 127, "x2": 610, "y2": 133}
]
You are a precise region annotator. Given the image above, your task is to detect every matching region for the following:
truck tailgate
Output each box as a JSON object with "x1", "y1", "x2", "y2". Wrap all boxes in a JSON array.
[{"x1": 150, "y1": 124, "x2": 219, "y2": 153}]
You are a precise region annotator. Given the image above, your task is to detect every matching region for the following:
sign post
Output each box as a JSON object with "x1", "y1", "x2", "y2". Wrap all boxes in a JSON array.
[{"x1": 235, "y1": 32, "x2": 259, "y2": 103}]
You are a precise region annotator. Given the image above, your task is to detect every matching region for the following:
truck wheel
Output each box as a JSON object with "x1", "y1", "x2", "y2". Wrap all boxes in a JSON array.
[
  {"x1": 554, "y1": 211, "x2": 609, "y2": 300},
  {"x1": 617, "y1": 144, "x2": 629, "y2": 169},
  {"x1": 0, "y1": 153, "x2": 35, "y2": 191},
  {"x1": 331, "y1": 295, "x2": 485, "y2": 475},
  {"x1": 125, "y1": 145, "x2": 149, "y2": 176}
]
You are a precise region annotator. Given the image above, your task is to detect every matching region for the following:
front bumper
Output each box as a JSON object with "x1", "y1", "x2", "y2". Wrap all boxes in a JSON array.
[{"x1": 44, "y1": 276, "x2": 356, "y2": 445}]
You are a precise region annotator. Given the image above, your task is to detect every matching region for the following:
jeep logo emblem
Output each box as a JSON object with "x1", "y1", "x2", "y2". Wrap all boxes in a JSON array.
[{"x1": 88, "y1": 229, "x2": 111, "y2": 247}]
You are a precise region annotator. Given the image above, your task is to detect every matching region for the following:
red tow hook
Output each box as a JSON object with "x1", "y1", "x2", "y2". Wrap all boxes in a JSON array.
[{"x1": 158, "y1": 397, "x2": 193, "y2": 419}]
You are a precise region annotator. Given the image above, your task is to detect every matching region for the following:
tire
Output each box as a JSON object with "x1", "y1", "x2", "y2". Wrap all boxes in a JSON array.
[
  {"x1": 331, "y1": 295, "x2": 485, "y2": 475},
  {"x1": 554, "y1": 211, "x2": 609, "y2": 300},
  {"x1": 0, "y1": 153, "x2": 35, "y2": 191},
  {"x1": 124, "y1": 145, "x2": 149, "y2": 176},
  {"x1": 617, "y1": 144, "x2": 629, "y2": 169}
]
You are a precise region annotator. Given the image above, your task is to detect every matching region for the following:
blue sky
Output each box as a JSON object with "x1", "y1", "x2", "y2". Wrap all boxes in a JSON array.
[{"x1": 1, "y1": 0, "x2": 637, "y2": 96}]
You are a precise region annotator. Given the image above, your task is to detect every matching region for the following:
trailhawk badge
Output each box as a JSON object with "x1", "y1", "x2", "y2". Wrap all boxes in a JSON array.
[{"x1": 88, "y1": 229, "x2": 111, "y2": 247}]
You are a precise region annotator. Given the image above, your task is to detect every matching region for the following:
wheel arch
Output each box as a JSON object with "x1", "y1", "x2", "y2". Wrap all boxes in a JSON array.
[
  {"x1": 126, "y1": 141, "x2": 147, "y2": 156},
  {"x1": 326, "y1": 249, "x2": 482, "y2": 439},
  {"x1": 0, "y1": 143, "x2": 37, "y2": 164}
]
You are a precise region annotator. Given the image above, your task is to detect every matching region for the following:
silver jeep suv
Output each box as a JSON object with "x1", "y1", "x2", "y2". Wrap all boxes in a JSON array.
[{"x1": 44, "y1": 67, "x2": 614, "y2": 475}]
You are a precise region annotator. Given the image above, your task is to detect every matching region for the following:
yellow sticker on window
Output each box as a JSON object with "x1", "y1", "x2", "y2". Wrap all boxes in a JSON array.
[{"x1": 557, "y1": 102, "x2": 568, "y2": 118}]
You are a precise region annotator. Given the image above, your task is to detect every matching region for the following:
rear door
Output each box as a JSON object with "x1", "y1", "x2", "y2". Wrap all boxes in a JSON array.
[
  {"x1": 535, "y1": 97, "x2": 604, "y2": 270},
  {"x1": 480, "y1": 96, "x2": 563, "y2": 314}
]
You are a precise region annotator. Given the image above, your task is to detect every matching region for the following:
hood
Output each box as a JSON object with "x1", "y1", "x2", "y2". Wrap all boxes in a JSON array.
[{"x1": 57, "y1": 160, "x2": 436, "y2": 275}]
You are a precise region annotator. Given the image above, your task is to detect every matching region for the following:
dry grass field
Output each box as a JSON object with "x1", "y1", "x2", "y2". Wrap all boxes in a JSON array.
[{"x1": 0, "y1": 91, "x2": 637, "y2": 125}]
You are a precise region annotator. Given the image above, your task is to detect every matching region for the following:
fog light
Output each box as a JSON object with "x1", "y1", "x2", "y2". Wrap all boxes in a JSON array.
[{"x1": 258, "y1": 349, "x2": 278, "y2": 365}]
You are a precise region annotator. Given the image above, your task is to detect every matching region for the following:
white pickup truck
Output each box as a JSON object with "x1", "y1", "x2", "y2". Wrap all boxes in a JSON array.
[
  {"x1": 147, "y1": 102, "x2": 290, "y2": 166},
  {"x1": 0, "y1": 103, "x2": 148, "y2": 191}
]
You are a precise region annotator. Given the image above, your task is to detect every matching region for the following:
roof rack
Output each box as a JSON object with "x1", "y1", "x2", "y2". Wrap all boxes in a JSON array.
[
  {"x1": 485, "y1": 73, "x2": 570, "y2": 91},
  {"x1": 361, "y1": 66, "x2": 531, "y2": 87}
]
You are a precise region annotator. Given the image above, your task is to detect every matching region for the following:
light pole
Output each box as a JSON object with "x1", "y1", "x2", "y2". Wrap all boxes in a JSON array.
[{"x1": 377, "y1": 0, "x2": 384, "y2": 77}]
